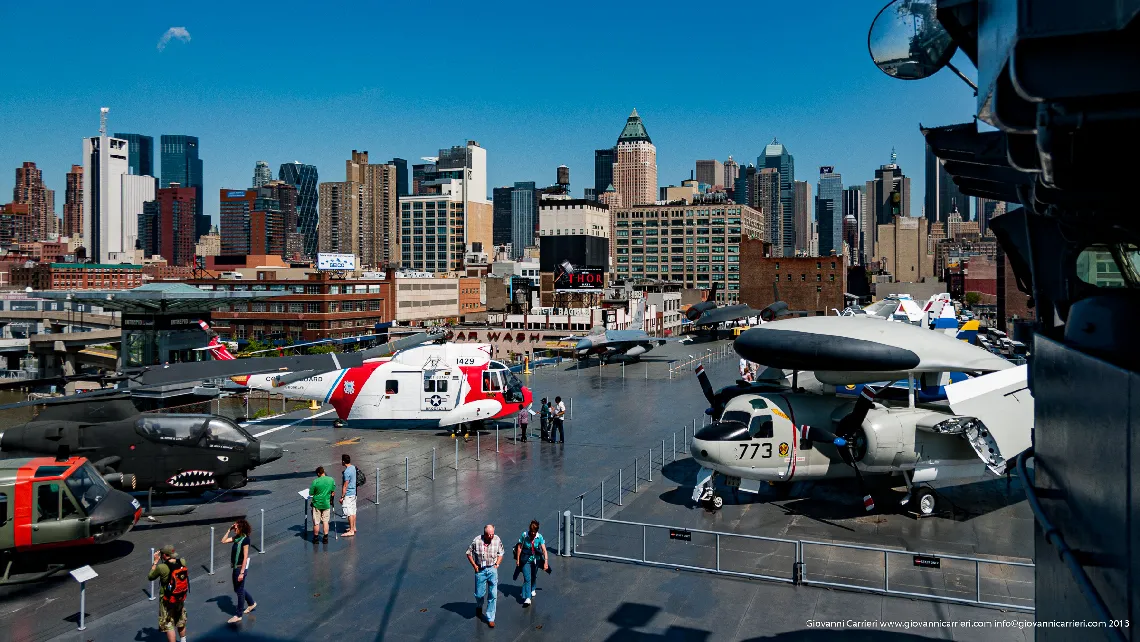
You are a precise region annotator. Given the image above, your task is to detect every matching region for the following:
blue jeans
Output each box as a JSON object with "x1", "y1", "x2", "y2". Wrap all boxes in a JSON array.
[
  {"x1": 520, "y1": 560, "x2": 538, "y2": 599},
  {"x1": 474, "y1": 567, "x2": 498, "y2": 622},
  {"x1": 231, "y1": 568, "x2": 254, "y2": 613}
]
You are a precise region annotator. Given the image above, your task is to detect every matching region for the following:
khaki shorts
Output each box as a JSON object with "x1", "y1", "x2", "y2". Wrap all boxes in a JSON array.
[
  {"x1": 342, "y1": 495, "x2": 357, "y2": 516},
  {"x1": 312, "y1": 506, "x2": 330, "y2": 526},
  {"x1": 158, "y1": 601, "x2": 187, "y2": 632}
]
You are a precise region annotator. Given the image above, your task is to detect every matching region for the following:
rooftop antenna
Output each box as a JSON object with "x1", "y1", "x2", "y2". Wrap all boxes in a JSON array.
[
  {"x1": 99, "y1": 107, "x2": 109, "y2": 137},
  {"x1": 890, "y1": 147, "x2": 897, "y2": 165}
]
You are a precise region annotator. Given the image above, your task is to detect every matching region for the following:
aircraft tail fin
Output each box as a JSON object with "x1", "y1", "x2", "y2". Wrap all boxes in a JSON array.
[
  {"x1": 206, "y1": 337, "x2": 236, "y2": 361},
  {"x1": 955, "y1": 319, "x2": 980, "y2": 344},
  {"x1": 631, "y1": 298, "x2": 645, "y2": 329}
]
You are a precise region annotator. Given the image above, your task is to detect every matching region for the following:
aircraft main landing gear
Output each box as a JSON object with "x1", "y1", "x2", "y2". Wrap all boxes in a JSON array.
[{"x1": 913, "y1": 487, "x2": 936, "y2": 516}]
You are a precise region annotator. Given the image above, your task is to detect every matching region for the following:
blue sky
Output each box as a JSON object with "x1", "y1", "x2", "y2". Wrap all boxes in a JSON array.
[{"x1": 0, "y1": 0, "x2": 977, "y2": 224}]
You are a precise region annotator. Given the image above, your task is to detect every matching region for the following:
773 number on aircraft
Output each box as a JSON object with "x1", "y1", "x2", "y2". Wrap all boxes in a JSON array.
[{"x1": 738, "y1": 443, "x2": 773, "y2": 459}]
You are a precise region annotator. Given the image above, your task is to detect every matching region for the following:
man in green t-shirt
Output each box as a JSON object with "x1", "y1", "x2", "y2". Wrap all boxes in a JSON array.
[
  {"x1": 309, "y1": 466, "x2": 336, "y2": 543},
  {"x1": 147, "y1": 544, "x2": 189, "y2": 642}
]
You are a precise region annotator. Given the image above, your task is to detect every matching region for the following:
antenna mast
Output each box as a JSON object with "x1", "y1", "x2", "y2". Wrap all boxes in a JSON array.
[{"x1": 99, "y1": 107, "x2": 109, "y2": 137}]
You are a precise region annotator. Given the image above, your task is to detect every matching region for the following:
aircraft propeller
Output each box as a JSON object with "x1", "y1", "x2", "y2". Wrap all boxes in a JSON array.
[{"x1": 831, "y1": 386, "x2": 879, "y2": 511}]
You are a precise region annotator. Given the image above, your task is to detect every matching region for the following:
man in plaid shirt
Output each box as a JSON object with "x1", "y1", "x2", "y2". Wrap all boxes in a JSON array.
[{"x1": 466, "y1": 524, "x2": 504, "y2": 628}]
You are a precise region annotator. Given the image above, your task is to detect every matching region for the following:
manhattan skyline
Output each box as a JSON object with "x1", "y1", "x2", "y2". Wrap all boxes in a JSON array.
[{"x1": 0, "y1": 0, "x2": 976, "y2": 224}]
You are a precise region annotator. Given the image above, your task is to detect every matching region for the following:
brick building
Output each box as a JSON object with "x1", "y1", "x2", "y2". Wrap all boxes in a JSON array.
[
  {"x1": 11, "y1": 263, "x2": 143, "y2": 291},
  {"x1": 189, "y1": 273, "x2": 395, "y2": 343},
  {"x1": 459, "y1": 276, "x2": 485, "y2": 316},
  {"x1": 738, "y1": 238, "x2": 847, "y2": 315},
  {"x1": 875, "y1": 215, "x2": 935, "y2": 282}
]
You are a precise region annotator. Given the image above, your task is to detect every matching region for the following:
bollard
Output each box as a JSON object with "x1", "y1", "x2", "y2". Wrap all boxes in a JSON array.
[
  {"x1": 648, "y1": 450, "x2": 653, "y2": 482},
  {"x1": 562, "y1": 510, "x2": 572, "y2": 557},
  {"x1": 259, "y1": 508, "x2": 265, "y2": 554},
  {"x1": 432, "y1": 448, "x2": 436, "y2": 480},
  {"x1": 209, "y1": 526, "x2": 215, "y2": 575},
  {"x1": 77, "y1": 581, "x2": 87, "y2": 631},
  {"x1": 149, "y1": 548, "x2": 156, "y2": 600},
  {"x1": 374, "y1": 467, "x2": 380, "y2": 505},
  {"x1": 405, "y1": 457, "x2": 409, "y2": 492},
  {"x1": 477, "y1": 431, "x2": 480, "y2": 460},
  {"x1": 455, "y1": 438, "x2": 459, "y2": 470},
  {"x1": 619, "y1": 468, "x2": 623, "y2": 506}
]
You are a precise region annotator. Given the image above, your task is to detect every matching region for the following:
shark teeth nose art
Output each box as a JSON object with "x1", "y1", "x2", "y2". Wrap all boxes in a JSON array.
[{"x1": 167, "y1": 470, "x2": 217, "y2": 488}]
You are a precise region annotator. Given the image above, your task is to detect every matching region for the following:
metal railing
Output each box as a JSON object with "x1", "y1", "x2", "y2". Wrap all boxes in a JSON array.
[
  {"x1": 799, "y1": 539, "x2": 1034, "y2": 612},
  {"x1": 572, "y1": 515, "x2": 800, "y2": 584},
  {"x1": 667, "y1": 344, "x2": 733, "y2": 379}
]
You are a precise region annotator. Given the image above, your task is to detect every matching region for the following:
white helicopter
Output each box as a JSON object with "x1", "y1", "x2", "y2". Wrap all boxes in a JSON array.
[{"x1": 690, "y1": 316, "x2": 1033, "y2": 516}]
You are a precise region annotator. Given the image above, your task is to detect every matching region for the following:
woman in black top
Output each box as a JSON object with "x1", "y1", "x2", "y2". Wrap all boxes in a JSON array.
[{"x1": 221, "y1": 518, "x2": 256, "y2": 623}]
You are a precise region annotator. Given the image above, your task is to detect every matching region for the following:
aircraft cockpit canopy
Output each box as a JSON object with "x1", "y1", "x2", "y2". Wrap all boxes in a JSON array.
[
  {"x1": 66, "y1": 461, "x2": 111, "y2": 512},
  {"x1": 136, "y1": 415, "x2": 254, "y2": 449},
  {"x1": 488, "y1": 361, "x2": 525, "y2": 403}
]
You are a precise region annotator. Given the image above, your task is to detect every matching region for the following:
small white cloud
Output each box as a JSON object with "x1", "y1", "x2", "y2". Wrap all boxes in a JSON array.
[{"x1": 157, "y1": 27, "x2": 191, "y2": 52}]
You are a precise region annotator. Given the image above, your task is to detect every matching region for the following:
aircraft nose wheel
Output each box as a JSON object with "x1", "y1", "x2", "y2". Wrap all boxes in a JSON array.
[
  {"x1": 914, "y1": 487, "x2": 936, "y2": 516},
  {"x1": 333, "y1": 419, "x2": 346, "y2": 429},
  {"x1": 707, "y1": 494, "x2": 724, "y2": 510}
]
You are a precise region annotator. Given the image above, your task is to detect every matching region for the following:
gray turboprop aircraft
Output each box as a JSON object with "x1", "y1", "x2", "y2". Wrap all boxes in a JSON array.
[
  {"x1": 689, "y1": 316, "x2": 1032, "y2": 516},
  {"x1": 574, "y1": 299, "x2": 689, "y2": 362}
]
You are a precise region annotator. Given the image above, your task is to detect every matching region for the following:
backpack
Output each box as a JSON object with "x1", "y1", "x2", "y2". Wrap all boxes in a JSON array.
[
  {"x1": 162, "y1": 559, "x2": 190, "y2": 606},
  {"x1": 354, "y1": 465, "x2": 365, "y2": 487}
]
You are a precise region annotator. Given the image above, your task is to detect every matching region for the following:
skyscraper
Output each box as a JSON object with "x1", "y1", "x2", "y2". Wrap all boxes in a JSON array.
[
  {"x1": 13, "y1": 162, "x2": 55, "y2": 241},
  {"x1": 159, "y1": 135, "x2": 205, "y2": 236},
  {"x1": 389, "y1": 158, "x2": 409, "y2": 197},
  {"x1": 924, "y1": 144, "x2": 967, "y2": 224},
  {"x1": 865, "y1": 158, "x2": 912, "y2": 263},
  {"x1": 346, "y1": 150, "x2": 399, "y2": 267},
  {"x1": 723, "y1": 156, "x2": 740, "y2": 200},
  {"x1": 140, "y1": 186, "x2": 197, "y2": 265},
  {"x1": 696, "y1": 159, "x2": 725, "y2": 188},
  {"x1": 794, "y1": 180, "x2": 811, "y2": 254},
  {"x1": 113, "y1": 133, "x2": 154, "y2": 177},
  {"x1": 510, "y1": 181, "x2": 537, "y2": 259},
  {"x1": 757, "y1": 168, "x2": 781, "y2": 249},
  {"x1": 253, "y1": 160, "x2": 272, "y2": 188},
  {"x1": 279, "y1": 161, "x2": 319, "y2": 257},
  {"x1": 492, "y1": 186, "x2": 513, "y2": 246},
  {"x1": 64, "y1": 165, "x2": 83, "y2": 239},
  {"x1": 816, "y1": 167, "x2": 843, "y2": 257},
  {"x1": 317, "y1": 182, "x2": 363, "y2": 257},
  {"x1": 220, "y1": 187, "x2": 285, "y2": 257},
  {"x1": 843, "y1": 186, "x2": 865, "y2": 264},
  {"x1": 613, "y1": 109, "x2": 657, "y2": 206},
  {"x1": 735, "y1": 165, "x2": 757, "y2": 208},
  {"x1": 83, "y1": 133, "x2": 130, "y2": 262},
  {"x1": 761, "y1": 139, "x2": 795, "y2": 257},
  {"x1": 121, "y1": 174, "x2": 155, "y2": 256},
  {"x1": 593, "y1": 148, "x2": 616, "y2": 201}
]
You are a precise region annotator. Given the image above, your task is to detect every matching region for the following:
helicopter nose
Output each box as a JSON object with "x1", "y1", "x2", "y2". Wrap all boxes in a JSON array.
[{"x1": 255, "y1": 441, "x2": 284, "y2": 465}]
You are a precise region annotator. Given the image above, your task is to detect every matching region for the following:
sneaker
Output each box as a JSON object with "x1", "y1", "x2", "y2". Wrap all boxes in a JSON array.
[
  {"x1": 322, "y1": 534, "x2": 328, "y2": 543},
  {"x1": 531, "y1": 590, "x2": 537, "y2": 597},
  {"x1": 244, "y1": 603, "x2": 257, "y2": 614},
  {"x1": 227, "y1": 616, "x2": 242, "y2": 624},
  {"x1": 523, "y1": 598, "x2": 531, "y2": 607},
  {"x1": 488, "y1": 621, "x2": 495, "y2": 628}
]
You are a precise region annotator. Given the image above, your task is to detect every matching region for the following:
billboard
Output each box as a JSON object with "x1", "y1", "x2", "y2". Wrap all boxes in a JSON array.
[
  {"x1": 820, "y1": 166, "x2": 835, "y2": 175},
  {"x1": 553, "y1": 262, "x2": 605, "y2": 292},
  {"x1": 317, "y1": 253, "x2": 357, "y2": 270}
]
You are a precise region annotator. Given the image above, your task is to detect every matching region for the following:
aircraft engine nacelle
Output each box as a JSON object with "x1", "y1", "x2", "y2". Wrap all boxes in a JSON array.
[
  {"x1": 855, "y1": 407, "x2": 917, "y2": 473},
  {"x1": 624, "y1": 345, "x2": 647, "y2": 357}
]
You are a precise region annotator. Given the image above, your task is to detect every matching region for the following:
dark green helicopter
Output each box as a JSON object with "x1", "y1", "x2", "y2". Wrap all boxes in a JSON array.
[{"x1": 0, "y1": 394, "x2": 283, "y2": 492}]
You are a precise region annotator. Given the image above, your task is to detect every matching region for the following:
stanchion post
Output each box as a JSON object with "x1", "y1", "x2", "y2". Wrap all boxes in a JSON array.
[
  {"x1": 209, "y1": 526, "x2": 215, "y2": 575},
  {"x1": 562, "y1": 510, "x2": 572, "y2": 557},
  {"x1": 477, "y1": 431, "x2": 480, "y2": 460},
  {"x1": 374, "y1": 467, "x2": 380, "y2": 505},
  {"x1": 600, "y1": 479, "x2": 605, "y2": 519},
  {"x1": 404, "y1": 457, "x2": 409, "y2": 492},
  {"x1": 619, "y1": 468, "x2": 623, "y2": 506},
  {"x1": 455, "y1": 439, "x2": 459, "y2": 470},
  {"x1": 570, "y1": 397, "x2": 573, "y2": 419},
  {"x1": 634, "y1": 458, "x2": 638, "y2": 492},
  {"x1": 648, "y1": 450, "x2": 653, "y2": 482},
  {"x1": 673, "y1": 432, "x2": 676, "y2": 462},
  {"x1": 579, "y1": 495, "x2": 585, "y2": 536},
  {"x1": 148, "y1": 548, "x2": 156, "y2": 600},
  {"x1": 259, "y1": 508, "x2": 265, "y2": 553},
  {"x1": 77, "y1": 581, "x2": 87, "y2": 631},
  {"x1": 496, "y1": 425, "x2": 499, "y2": 452},
  {"x1": 432, "y1": 448, "x2": 436, "y2": 480}
]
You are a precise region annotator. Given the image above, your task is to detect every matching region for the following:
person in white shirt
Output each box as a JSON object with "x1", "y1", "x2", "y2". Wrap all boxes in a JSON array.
[{"x1": 552, "y1": 396, "x2": 566, "y2": 443}]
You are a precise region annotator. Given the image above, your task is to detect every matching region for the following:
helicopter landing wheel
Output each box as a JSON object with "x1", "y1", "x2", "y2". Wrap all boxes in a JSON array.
[{"x1": 333, "y1": 419, "x2": 346, "y2": 429}]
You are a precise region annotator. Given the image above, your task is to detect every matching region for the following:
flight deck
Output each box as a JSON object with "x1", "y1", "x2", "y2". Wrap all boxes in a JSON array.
[{"x1": 0, "y1": 342, "x2": 1034, "y2": 641}]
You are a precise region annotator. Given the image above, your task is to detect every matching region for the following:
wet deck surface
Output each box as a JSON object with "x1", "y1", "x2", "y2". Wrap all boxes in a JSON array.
[{"x1": 0, "y1": 341, "x2": 1034, "y2": 641}]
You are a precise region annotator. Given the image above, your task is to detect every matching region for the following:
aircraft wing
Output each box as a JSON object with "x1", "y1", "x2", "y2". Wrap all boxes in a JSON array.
[
  {"x1": 691, "y1": 305, "x2": 759, "y2": 327},
  {"x1": 944, "y1": 364, "x2": 1034, "y2": 475}
]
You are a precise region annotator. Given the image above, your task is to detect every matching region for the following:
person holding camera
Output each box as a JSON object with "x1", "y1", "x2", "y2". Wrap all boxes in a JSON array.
[
  {"x1": 310, "y1": 466, "x2": 335, "y2": 543},
  {"x1": 221, "y1": 518, "x2": 256, "y2": 623},
  {"x1": 514, "y1": 519, "x2": 550, "y2": 607},
  {"x1": 147, "y1": 545, "x2": 189, "y2": 642}
]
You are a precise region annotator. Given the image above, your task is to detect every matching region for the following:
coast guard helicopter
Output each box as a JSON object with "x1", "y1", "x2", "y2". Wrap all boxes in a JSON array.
[
  {"x1": 690, "y1": 316, "x2": 1032, "y2": 516},
  {"x1": 243, "y1": 342, "x2": 532, "y2": 435}
]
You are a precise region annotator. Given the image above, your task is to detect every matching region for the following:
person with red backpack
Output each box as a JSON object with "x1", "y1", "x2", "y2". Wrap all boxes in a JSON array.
[{"x1": 148, "y1": 544, "x2": 190, "y2": 642}]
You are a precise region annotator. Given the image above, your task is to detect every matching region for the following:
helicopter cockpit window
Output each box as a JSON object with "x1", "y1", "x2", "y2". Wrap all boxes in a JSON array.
[
  {"x1": 749, "y1": 415, "x2": 774, "y2": 439},
  {"x1": 483, "y1": 371, "x2": 503, "y2": 393},
  {"x1": 425, "y1": 379, "x2": 436, "y2": 392},
  {"x1": 34, "y1": 466, "x2": 70, "y2": 479},
  {"x1": 136, "y1": 416, "x2": 207, "y2": 443},
  {"x1": 66, "y1": 462, "x2": 110, "y2": 513},
  {"x1": 204, "y1": 418, "x2": 248, "y2": 448},
  {"x1": 36, "y1": 483, "x2": 60, "y2": 522}
]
